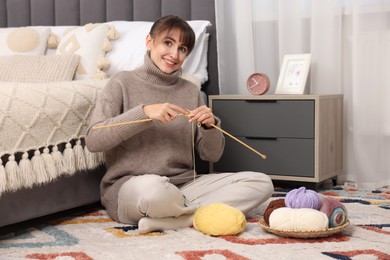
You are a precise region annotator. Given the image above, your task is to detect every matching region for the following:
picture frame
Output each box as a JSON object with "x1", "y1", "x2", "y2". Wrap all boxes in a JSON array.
[{"x1": 275, "y1": 53, "x2": 312, "y2": 94}]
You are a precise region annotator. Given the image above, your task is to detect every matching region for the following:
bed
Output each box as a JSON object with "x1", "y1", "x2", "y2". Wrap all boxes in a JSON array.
[{"x1": 0, "y1": 0, "x2": 219, "y2": 228}]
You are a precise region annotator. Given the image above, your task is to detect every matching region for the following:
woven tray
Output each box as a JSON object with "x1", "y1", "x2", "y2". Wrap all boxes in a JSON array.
[{"x1": 259, "y1": 218, "x2": 350, "y2": 238}]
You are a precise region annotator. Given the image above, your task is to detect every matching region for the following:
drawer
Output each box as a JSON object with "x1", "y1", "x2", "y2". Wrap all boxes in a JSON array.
[
  {"x1": 212, "y1": 100, "x2": 314, "y2": 138},
  {"x1": 213, "y1": 137, "x2": 314, "y2": 178}
]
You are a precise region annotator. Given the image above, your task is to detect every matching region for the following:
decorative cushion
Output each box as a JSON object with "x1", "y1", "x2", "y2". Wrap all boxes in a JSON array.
[
  {"x1": 0, "y1": 27, "x2": 51, "y2": 55},
  {"x1": 0, "y1": 55, "x2": 80, "y2": 82},
  {"x1": 56, "y1": 23, "x2": 119, "y2": 80},
  {"x1": 105, "y1": 20, "x2": 211, "y2": 84}
]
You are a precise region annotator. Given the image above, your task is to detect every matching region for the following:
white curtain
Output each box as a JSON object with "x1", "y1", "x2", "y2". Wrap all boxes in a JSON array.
[{"x1": 215, "y1": 0, "x2": 390, "y2": 189}]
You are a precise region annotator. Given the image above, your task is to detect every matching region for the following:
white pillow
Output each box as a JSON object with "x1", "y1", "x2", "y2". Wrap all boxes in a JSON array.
[
  {"x1": 105, "y1": 21, "x2": 152, "y2": 77},
  {"x1": 105, "y1": 20, "x2": 211, "y2": 84},
  {"x1": 0, "y1": 27, "x2": 51, "y2": 55},
  {"x1": 55, "y1": 23, "x2": 119, "y2": 80},
  {"x1": 183, "y1": 33, "x2": 209, "y2": 84}
]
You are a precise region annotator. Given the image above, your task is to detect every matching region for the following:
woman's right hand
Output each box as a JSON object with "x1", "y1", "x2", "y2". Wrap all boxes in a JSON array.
[{"x1": 143, "y1": 103, "x2": 188, "y2": 123}]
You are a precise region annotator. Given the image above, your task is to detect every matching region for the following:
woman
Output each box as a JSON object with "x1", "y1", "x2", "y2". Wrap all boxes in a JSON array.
[{"x1": 86, "y1": 15, "x2": 273, "y2": 233}]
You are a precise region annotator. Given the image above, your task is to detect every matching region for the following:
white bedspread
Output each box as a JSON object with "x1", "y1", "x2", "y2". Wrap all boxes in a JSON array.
[{"x1": 0, "y1": 80, "x2": 107, "y2": 194}]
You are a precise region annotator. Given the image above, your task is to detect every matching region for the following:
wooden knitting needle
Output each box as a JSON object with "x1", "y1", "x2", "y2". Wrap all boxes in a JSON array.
[
  {"x1": 92, "y1": 118, "x2": 152, "y2": 130},
  {"x1": 185, "y1": 109, "x2": 266, "y2": 159},
  {"x1": 92, "y1": 113, "x2": 189, "y2": 130},
  {"x1": 91, "y1": 112, "x2": 266, "y2": 159},
  {"x1": 208, "y1": 123, "x2": 267, "y2": 159}
]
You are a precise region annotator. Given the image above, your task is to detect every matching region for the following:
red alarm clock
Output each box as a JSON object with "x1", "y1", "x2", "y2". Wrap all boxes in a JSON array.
[{"x1": 246, "y1": 72, "x2": 270, "y2": 95}]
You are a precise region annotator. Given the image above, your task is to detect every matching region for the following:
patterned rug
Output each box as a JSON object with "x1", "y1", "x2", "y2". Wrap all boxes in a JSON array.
[{"x1": 1, "y1": 186, "x2": 390, "y2": 260}]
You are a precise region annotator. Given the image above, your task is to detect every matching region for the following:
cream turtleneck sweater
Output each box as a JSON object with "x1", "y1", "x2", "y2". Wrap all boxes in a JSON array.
[{"x1": 85, "y1": 55, "x2": 225, "y2": 221}]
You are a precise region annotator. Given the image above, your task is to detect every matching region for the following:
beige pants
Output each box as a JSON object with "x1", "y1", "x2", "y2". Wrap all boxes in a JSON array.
[{"x1": 117, "y1": 172, "x2": 273, "y2": 225}]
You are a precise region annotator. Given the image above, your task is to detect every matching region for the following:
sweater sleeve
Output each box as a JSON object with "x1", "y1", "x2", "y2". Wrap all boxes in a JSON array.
[{"x1": 85, "y1": 76, "x2": 152, "y2": 152}]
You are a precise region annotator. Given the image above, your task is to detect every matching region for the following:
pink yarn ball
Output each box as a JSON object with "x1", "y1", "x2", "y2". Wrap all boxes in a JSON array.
[{"x1": 285, "y1": 187, "x2": 321, "y2": 209}]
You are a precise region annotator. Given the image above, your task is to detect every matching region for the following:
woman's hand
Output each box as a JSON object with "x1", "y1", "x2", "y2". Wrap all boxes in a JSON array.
[
  {"x1": 188, "y1": 105, "x2": 216, "y2": 127},
  {"x1": 143, "y1": 103, "x2": 188, "y2": 123}
]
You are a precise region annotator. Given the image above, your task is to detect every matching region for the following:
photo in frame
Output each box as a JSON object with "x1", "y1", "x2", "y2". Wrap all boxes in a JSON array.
[{"x1": 275, "y1": 53, "x2": 312, "y2": 94}]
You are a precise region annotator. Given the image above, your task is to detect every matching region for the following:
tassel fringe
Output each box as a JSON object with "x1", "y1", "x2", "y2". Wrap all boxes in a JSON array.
[
  {"x1": 102, "y1": 38, "x2": 112, "y2": 52},
  {"x1": 31, "y1": 150, "x2": 49, "y2": 184},
  {"x1": 0, "y1": 139, "x2": 104, "y2": 195},
  {"x1": 97, "y1": 56, "x2": 110, "y2": 70},
  {"x1": 47, "y1": 32, "x2": 60, "y2": 48},
  {"x1": 0, "y1": 159, "x2": 7, "y2": 194},
  {"x1": 95, "y1": 69, "x2": 107, "y2": 80},
  {"x1": 107, "y1": 25, "x2": 120, "y2": 40},
  {"x1": 74, "y1": 140, "x2": 87, "y2": 171},
  {"x1": 19, "y1": 152, "x2": 35, "y2": 188},
  {"x1": 63, "y1": 143, "x2": 76, "y2": 175},
  {"x1": 43, "y1": 147, "x2": 59, "y2": 180},
  {"x1": 5, "y1": 155, "x2": 21, "y2": 192},
  {"x1": 52, "y1": 145, "x2": 66, "y2": 175}
]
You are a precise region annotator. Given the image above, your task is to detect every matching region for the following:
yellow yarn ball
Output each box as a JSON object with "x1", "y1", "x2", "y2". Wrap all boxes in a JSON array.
[{"x1": 193, "y1": 203, "x2": 246, "y2": 236}]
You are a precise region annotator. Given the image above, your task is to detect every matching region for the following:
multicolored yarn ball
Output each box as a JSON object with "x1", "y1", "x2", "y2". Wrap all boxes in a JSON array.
[
  {"x1": 263, "y1": 199, "x2": 285, "y2": 225},
  {"x1": 285, "y1": 186, "x2": 321, "y2": 210},
  {"x1": 193, "y1": 203, "x2": 246, "y2": 236},
  {"x1": 269, "y1": 207, "x2": 329, "y2": 231},
  {"x1": 319, "y1": 196, "x2": 348, "y2": 228}
]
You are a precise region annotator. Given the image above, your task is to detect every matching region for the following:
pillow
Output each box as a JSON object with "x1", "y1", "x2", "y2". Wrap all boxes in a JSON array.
[
  {"x1": 0, "y1": 55, "x2": 80, "y2": 82},
  {"x1": 45, "y1": 26, "x2": 78, "y2": 56},
  {"x1": 105, "y1": 21, "x2": 152, "y2": 77},
  {"x1": 183, "y1": 33, "x2": 209, "y2": 84},
  {"x1": 56, "y1": 23, "x2": 119, "y2": 80},
  {"x1": 105, "y1": 20, "x2": 211, "y2": 84},
  {"x1": 0, "y1": 27, "x2": 51, "y2": 55}
]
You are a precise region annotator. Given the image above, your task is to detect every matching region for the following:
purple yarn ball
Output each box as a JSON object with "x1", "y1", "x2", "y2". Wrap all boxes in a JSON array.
[{"x1": 285, "y1": 187, "x2": 321, "y2": 209}]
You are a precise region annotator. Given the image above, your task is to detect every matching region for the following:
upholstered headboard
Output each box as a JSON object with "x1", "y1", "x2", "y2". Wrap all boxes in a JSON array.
[{"x1": 0, "y1": 0, "x2": 219, "y2": 95}]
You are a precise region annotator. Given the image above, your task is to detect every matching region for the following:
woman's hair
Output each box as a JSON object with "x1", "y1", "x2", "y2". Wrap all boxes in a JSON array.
[{"x1": 149, "y1": 15, "x2": 196, "y2": 54}]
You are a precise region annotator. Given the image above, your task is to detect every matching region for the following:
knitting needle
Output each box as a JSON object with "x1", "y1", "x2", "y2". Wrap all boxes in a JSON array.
[
  {"x1": 92, "y1": 118, "x2": 152, "y2": 130},
  {"x1": 185, "y1": 109, "x2": 266, "y2": 159},
  {"x1": 208, "y1": 123, "x2": 267, "y2": 159},
  {"x1": 92, "y1": 112, "x2": 267, "y2": 159},
  {"x1": 92, "y1": 113, "x2": 189, "y2": 130}
]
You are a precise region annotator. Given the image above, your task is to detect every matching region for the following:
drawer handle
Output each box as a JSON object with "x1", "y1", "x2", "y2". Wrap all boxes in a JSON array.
[
  {"x1": 245, "y1": 100, "x2": 277, "y2": 103},
  {"x1": 245, "y1": 137, "x2": 277, "y2": 140}
]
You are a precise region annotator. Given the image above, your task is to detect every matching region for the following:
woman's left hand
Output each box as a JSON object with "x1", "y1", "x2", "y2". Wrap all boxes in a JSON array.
[{"x1": 188, "y1": 105, "x2": 216, "y2": 127}]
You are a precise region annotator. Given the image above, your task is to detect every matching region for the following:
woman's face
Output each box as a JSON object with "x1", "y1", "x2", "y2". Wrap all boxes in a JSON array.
[{"x1": 146, "y1": 28, "x2": 189, "y2": 74}]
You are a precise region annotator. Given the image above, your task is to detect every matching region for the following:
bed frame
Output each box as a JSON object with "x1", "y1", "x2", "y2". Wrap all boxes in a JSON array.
[{"x1": 0, "y1": 0, "x2": 219, "y2": 228}]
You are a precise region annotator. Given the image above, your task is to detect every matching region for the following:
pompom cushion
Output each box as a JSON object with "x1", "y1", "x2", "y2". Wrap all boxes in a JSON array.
[
  {"x1": 193, "y1": 203, "x2": 246, "y2": 236},
  {"x1": 0, "y1": 27, "x2": 51, "y2": 55},
  {"x1": 56, "y1": 23, "x2": 119, "y2": 80},
  {"x1": 0, "y1": 55, "x2": 80, "y2": 82}
]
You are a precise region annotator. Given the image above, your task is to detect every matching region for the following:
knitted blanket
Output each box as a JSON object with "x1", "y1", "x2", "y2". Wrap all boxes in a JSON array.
[{"x1": 0, "y1": 80, "x2": 107, "y2": 194}]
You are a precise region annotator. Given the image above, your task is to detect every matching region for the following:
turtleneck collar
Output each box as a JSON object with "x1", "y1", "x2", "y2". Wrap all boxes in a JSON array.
[{"x1": 135, "y1": 53, "x2": 182, "y2": 86}]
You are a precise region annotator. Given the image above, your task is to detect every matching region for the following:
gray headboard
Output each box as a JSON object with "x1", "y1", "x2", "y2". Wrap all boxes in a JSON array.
[{"x1": 0, "y1": 0, "x2": 219, "y2": 96}]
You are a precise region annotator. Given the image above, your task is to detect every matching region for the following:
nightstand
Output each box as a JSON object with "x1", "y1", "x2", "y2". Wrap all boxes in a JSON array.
[{"x1": 209, "y1": 95, "x2": 343, "y2": 184}]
